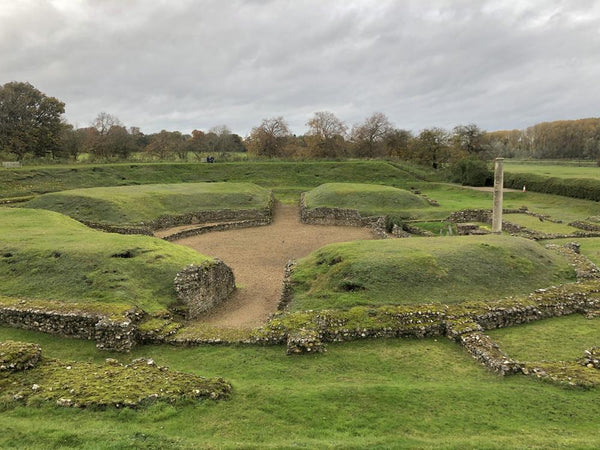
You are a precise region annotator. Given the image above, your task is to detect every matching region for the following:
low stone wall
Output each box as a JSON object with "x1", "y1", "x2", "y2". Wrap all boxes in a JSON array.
[
  {"x1": 458, "y1": 332, "x2": 521, "y2": 375},
  {"x1": 0, "y1": 304, "x2": 141, "y2": 352},
  {"x1": 80, "y1": 220, "x2": 153, "y2": 236},
  {"x1": 569, "y1": 220, "x2": 600, "y2": 232},
  {"x1": 300, "y1": 193, "x2": 365, "y2": 226},
  {"x1": 152, "y1": 206, "x2": 273, "y2": 230},
  {"x1": 162, "y1": 218, "x2": 270, "y2": 241},
  {"x1": 82, "y1": 193, "x2": 275, "y2": 235},
  {"x1": 173, "y1": 260, "x2": 236, "y2": 319}
]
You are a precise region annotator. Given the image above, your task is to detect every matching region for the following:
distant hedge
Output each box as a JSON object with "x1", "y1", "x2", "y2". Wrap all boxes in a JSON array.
[{"x1": 504, "y1": 172, "x2": 600, "y2": 201}]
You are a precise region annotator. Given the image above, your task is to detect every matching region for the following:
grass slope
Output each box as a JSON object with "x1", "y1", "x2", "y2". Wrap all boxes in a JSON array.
[
  {"x1": 304, "y1": 182, "x2": 431, "y2": 216},
  {"x1": 1, "y1": 327, "x2": 600, "y2": 448},
  {"x1": 24, "y1": 182, "x2": 270, "y2": 226},
  {"x1": 0, "y1": 208, "x2": 210, "y2": 312},
  {"x1": 0, "y1": 161, "x2": 419, "y2": 203},
  {"x1": 289, "y1": 235, "x2": 575, "y2": 310}
]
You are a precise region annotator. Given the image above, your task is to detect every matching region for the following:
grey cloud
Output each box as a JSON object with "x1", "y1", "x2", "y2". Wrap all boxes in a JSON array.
[{"x1": 1, "y1": 0, "x2": 599, "y2": 135}]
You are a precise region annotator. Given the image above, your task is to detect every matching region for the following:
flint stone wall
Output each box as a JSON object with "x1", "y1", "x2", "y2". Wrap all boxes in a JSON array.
[
  {"x1": 0, "y1": 306, "x2": 141, "y2": 352},
  {"x1": 162, "y1": 218, "x2": 270, "y2": 241},
  {"x1": 458, "y1": 332, "x2": 521, "y2": 375},
  {"x1": 83, "y1": 193, "x2": 275, "y2": 235},
  {"x1": 300, "y1": 193, "x2": 365, "y2": 226},
  {"x1": 174, "y1": 260, "x2": 235, "y2": 319}
]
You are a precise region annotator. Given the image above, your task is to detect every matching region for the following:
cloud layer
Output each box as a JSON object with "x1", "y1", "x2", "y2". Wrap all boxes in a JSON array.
[{"x1": 2, "y1": 0, "x2": 599, "y2": 135}]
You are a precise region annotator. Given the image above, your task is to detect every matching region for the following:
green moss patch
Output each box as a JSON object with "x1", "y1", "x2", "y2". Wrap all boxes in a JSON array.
[
  {"x1": 289, "y1": 235, "x2": 576, "y2": 310},
  {"x1": 0, "y1": 208, "x2": 211, "y2": 312},
  {"x1": 0, "y1": 345, "x2": 231, "y2": 408},
  {"x1": 23, "y1": 182, "x2": 271, "y2": 226},
  {"x1": 304, "y1": 183, "x2": 431, "y2": 217},
  {"x1": 522, "y1": 362, "x2": 600, "y2": 388},
  {"x1": 0, "y1": 341, "x2": 42, "y2": 372}
]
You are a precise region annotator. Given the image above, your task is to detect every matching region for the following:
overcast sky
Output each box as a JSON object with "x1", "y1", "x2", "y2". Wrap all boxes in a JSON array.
[{"x1": 2, "y1": 0, "x2": 599, "y2": 136}]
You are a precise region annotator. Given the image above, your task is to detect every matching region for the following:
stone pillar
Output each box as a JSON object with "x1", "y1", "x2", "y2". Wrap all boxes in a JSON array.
[{"x1": 492, "y1": 158, "x2": 504, "y2": 234}]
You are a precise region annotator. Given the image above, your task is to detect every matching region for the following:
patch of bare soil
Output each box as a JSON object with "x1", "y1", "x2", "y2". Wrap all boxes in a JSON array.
[{"x1": 170, "y1": 203, "x2": 373, "y2": 328}]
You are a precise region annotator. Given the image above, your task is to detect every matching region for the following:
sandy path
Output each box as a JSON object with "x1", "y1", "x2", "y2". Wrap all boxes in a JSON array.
[{"x1": 172, "y1": 203, "x2": 372, "y2": 328}]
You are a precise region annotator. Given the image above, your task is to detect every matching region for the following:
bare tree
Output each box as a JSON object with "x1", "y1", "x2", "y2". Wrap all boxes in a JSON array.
[
  {"x1": 306, "y1": 111, "x2": 347, "y2": 157},
  {"x1": 91, "y1": 112, "x2": 122, "y2": 136},
  {"x1": 246, "y1": 116, "x2": 291, "y2": 157},
  {"x1": 350, "y1": 112, "x2": 394, "y2": 157}
]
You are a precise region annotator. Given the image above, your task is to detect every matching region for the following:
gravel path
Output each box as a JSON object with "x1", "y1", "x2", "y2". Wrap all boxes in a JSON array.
[{"x1": 172, "y1": 203, "x2": 373, "y2": 328}]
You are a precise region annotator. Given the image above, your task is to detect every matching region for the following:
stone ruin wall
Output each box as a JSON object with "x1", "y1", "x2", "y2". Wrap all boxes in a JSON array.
[
  {"x1": 0, "y1": 306, "x2": 141, "y2": 352},
  {"x1": 83, "y1": 192, "x2": 275, "y2": 236},
  {"x1": 173, "y1": 260, "x2": 236, "y2": 319}
]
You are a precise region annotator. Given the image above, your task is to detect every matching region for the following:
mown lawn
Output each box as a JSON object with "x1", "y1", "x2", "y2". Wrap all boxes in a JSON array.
[
  {"x1": 24, "y1": 182, "x2": 271, "y2": 226},
  {"x1": 288, "y1": 235, "x2": 575, "y2": 311},
  {"x1": 488, "y1": 315, "x2": 600, "y2": 362},
  {"x1": 1, "y1": 326, "x2": 600, "y2": 448},
  {"x1": 0, "y1": 160, "x2": 420, "y2": 203},
  {"x1": 505, "y1": 162, "x2": 600, "y2": 180}
]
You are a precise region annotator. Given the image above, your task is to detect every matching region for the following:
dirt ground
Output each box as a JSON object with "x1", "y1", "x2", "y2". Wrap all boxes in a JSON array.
[{"x1": 171, "y1": 203, "x2": 373, "y2": 328}]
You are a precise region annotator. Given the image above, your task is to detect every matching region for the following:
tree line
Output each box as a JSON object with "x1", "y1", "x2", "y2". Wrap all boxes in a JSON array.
[{"x1": 2, "y1": 81, "x2": 600, "y2": 164}]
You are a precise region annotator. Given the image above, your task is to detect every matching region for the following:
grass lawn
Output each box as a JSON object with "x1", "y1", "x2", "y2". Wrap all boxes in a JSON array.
[
  {"x1": 418, "y1": 183, "x2": 600, "y2": 223},
  {"x1": 0, "y1": 208, "x2": 210, "y2": 312},
  {"x1": 503, "y1": 213, "x2": 580, "y2": 234},
  {"x1": 24, "y1": 182, "x2": 271, "y2": 226},
  {"x1": 304, "y1": 182, "x2": 431, "y2": 217},
  {"x1": 0, "y1": 160, "x2": 420, "y2": 203},
  {"x1": 488, "y1": 315, "x2": 600, "y2": 362},
  {"x1": 505, "y1": 162, "x2": 600, "y2": 180},
  {"x1": 288, "y1": 235, "x2": 575, "y2": 311},
  {"x1": 2, "y1": 326, "x2": 600, "y2": 448}
]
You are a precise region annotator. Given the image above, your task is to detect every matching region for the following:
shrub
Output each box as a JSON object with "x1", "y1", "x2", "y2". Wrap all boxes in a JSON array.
[{"x1": 448, "y1": 157, "x2": 492, "y2": 187}]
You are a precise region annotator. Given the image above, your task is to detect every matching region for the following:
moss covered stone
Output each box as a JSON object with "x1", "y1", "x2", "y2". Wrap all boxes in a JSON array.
[{"x1": 0, "y1": 343, "x2": 232, "y2": 408}]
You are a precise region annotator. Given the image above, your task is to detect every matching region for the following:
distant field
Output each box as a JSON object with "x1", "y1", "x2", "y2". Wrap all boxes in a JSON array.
[
  {"x1": 24, "y1": 182, "x2": 270, "y2": 226},
  {"x1": 0, "y1": 208, "x2": 210, "y2": 312},
  {"x1": 304, "y1": 182, "x2": 431, "y2": 217},
  {"x1": 288, "y1": 235, "x2": 575, "y2": 310},
  {"x1": 0, "y1": 160, "x2": 420, "y2": 202},
  {"x1": 505, "y1": 162, "x2": 600, "y2": 179}
]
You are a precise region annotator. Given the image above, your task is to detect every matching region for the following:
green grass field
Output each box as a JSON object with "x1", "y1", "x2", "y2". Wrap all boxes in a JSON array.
[
  {"x1": 0, "y1": 208, "x2": 210, "y2": 312},
  {"x1": 2, "y1": 326, "x2": 600, "y2": 449},
  {"x1": 2, "y1": 159, "x2": 600, "y2": 447},
  {"x1": 488, "y1": 315, "x2": 600, "y2": 362},
  {"x1": 505, "y1": 162, "x2": 600, "y2": 179},
  {"x1": 503, "y1": 213, "x2": 580, "y2": 234},
  {"x1": 304, "y1": 182, "x2": 431, "y2": 217},
  {"x1": 288, "y1": 235, "x2": 575, "y2": 311},
  {"x1": 24, "y1": 182, "x2": 270, "y2": 226},
  {"x1": 0, "y1": 160, "x2": 420, "y2": 203}
]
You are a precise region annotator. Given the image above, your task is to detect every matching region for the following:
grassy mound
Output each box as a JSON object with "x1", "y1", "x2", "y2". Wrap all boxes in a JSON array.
[
  {"x1": 23, "y1": 182, "x2": 271, "y2": 226},
  {"x1": 0, "y1": 208, "x2": 211, "y2": 312},
  {"x1": 289, "y1": 235, "x2": 576, "y2": 310},
  {"x1": 304, "y1": 183, "x2": 431, "y2": 216}
]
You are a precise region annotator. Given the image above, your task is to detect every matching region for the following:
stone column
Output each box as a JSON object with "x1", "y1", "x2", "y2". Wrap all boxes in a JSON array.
[{"x1": 492, "y1": 158, "x2": 504, "y2": 234}]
